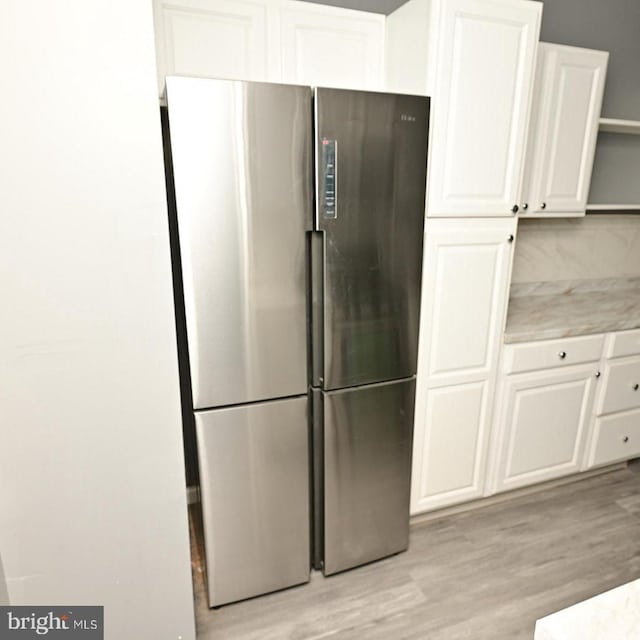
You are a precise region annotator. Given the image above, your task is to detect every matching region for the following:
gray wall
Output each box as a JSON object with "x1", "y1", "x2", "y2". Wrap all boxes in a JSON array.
[
  {"x1": 0, "y1": 1, "x2": 195, "y2": 637},
  {"x1": 540, "y1": 0, "x2": 640, "y2": 119},
  {"x1": 541, "y1": 0, "x2": 640, "y2": 205},
  {"x1": 299, "y1": 0, "x2": 404, "y2": 14}
]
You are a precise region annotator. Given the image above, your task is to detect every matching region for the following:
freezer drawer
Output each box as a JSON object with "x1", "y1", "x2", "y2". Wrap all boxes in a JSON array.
[
  {"x1": 195, "y1": 396, "x2": 310, "y2": 606},
  {"x1": 313, "y1": 88, "x2": 429, "y2": 390},
  {"x1": 166, "y1": 77, "x2": 311, "y2": 409},
  {"x1": 320, "y1": 377, "x2": 415, "y2": 575}
]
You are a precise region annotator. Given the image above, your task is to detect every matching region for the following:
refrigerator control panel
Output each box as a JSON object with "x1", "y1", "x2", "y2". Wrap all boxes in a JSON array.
[{"x1": 321, "y1": 138, "x2": 337, "y2": 219}]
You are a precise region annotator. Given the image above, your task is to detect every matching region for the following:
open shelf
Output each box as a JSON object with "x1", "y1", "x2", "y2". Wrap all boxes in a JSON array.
[
  {"x1": 586, "y1": 204, "x2": 640, "y2": 212},
  {"x1": 599, "y1": 118, "x2": 640, "y2": 135}
]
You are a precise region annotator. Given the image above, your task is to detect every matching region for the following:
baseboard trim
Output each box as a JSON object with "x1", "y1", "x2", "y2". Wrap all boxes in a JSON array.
[{"x1": 410, "y1": 463, "x2": 628, "y2": 526}]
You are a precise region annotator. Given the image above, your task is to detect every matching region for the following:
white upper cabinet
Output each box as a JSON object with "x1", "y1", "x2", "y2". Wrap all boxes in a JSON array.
[
  {"x1": 427, "y1": 0, "x2": 541, "y2": 217},
  {"x1": 520, "y1": 43, "x2": 608, "y2": 217},
  {"x1": 152, "y1": 0, "x2": 385, "y2": 95},
  {"x1": 279, "y1": 2, "x2": 384, "y2": 90},
  {"x1": 153, "y1": 0, "x2": 274, "y2": 91}
]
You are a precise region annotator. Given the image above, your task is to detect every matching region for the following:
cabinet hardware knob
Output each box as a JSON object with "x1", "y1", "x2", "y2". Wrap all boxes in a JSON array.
[
  {"x1": 511, "y1": 204, "x2": 519, "y2": 214},
  {"x1": 507, "y1": 234, "x2": 515, "y2": 243},
  {"x1": 595, "y1": 371, "x2": 601, "y2": 378},
  {"x1": 558, "y1": 351, "x2": 567, "y2": 359},
  {"x1": 623, "y1": 436, "x2": 630, "y2": 443},
  {"x1": 522, "y1": 203, "x2": 529, "y2": 210},
  {"x1": 540, "y1": 202, "x2": 547, "y2": 209},
  {"x1": 633, "y1": 383, "x2": 639, "y2": 391}
]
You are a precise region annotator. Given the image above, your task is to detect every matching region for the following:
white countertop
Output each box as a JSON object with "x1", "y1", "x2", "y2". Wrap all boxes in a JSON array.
[{"x1": 535, "y1": 579, "x2": 640, "y2": 640}]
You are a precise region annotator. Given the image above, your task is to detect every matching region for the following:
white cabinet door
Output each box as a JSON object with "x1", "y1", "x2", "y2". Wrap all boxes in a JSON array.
[
  {"x1": 412, "y1": 380, "x2": 492, "y2": 511},
  {"x1": 494, "y1": 364, "x2": 597, "y2": 493},
  {"x1": 279, "y1": 2, "x2": 384, "y2": 90},
  {"x1": 417, "y1": 219, "x2": 516, "y2": 386},
  {"x1": 411, "y1": 218, "x2": 516, "y2": 514},
  {"x1": 521, "y1": 43, "x2": 608, "y2": 216},
  {"x1": 153, "y1": 0, "x2": 274, "y2": 93},
  {"x1": 427, "y1": 0, "x2": 541, "y2": 217}
]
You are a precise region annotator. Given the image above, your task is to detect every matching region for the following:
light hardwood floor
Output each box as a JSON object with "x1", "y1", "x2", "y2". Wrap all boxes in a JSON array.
[{"x1": 191, "y1": 461, "x2": 640, "y2": 639}]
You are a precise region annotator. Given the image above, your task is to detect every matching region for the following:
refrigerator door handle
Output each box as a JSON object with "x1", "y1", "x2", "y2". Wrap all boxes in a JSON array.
[
  {"x1": 311, "y1": 388, "x2": 324, "y2": 571},
  {"x1": 310, "y1": 230, "x2": 325, "y2": 388}
]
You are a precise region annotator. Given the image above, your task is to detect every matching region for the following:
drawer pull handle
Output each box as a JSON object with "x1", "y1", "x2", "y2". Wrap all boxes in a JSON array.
[
  {"x1": 595, "y1": 371, "x2": 601, "y2": 378},
  {"x1": 623, "y1": 436, "x2": 630, "y2": 443},
  {"x1": 558, "y1": 351, "x2": 567, "y2": 359},
  {"x1": 633, "y1": 384, "x2": 639, "y2": 391}
]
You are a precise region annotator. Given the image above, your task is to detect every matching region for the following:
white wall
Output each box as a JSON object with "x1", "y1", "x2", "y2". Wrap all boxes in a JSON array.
[
  {"x1": 385, "y1": 0, "x2": 430, "y2": 95},
  {"x1": 0, "y1": 1, "x2": 195, "y2": 638},
  {"x1": 512, "y1": 215, "x2": 640, "y2": 283},
  {"x1": 0, "y1": 555, "x2": 8, "y2": 605}
]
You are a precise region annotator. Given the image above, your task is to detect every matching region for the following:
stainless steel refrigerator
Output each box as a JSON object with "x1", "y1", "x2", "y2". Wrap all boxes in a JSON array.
[
  {"x1": 310, "y1": 88, "x2": 429, "y2": 575},
  {"x1": 163, "y1": 76, "x2": 429, "y2": 606}
]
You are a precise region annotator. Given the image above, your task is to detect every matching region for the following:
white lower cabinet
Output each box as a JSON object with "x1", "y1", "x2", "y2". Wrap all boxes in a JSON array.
[
  {"x1": 586, "y1": 333, "x2": 640, "y2": 468},
  {"x1": 492, "y1": 364, "x2": 597, "y2": 493},
  {"x1": 413, "y1": 380, "x2": 491, "y2": 510},
  {"x1": 415, "y1": 304, "x2": 640, "y2": 511},
  {"x1": 597, "y1": 355, "x2": 640, "y2": 415},
  {"x1": 411, "y1": 218, "x2": 516, "y2": 514},
  {"x1": 589, "y1": 410, "x2": 640, "y2": 467}
]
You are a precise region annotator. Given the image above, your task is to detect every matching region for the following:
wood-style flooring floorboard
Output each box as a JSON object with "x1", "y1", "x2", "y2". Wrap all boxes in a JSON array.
[{"x1": 191, "y1": 461, "x2": 640, "y2": 639}]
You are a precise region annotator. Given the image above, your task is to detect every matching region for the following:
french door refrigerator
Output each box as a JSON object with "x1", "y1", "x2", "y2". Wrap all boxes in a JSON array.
[
  {"x1": 164, "y1": 77, "x2": 312, "y2": 608},
  {"x1": 310, "y1": 88, "x2": 429, "y2": 575},
  {"x1": 163, "y1": 76, "x2": 429, "y2": 606}
]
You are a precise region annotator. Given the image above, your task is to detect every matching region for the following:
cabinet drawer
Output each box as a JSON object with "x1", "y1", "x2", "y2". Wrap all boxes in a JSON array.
[
  {"x1": 503, "y1": 334, "x2": 604, "y2": 375},
  {"x1": 598, "y1": 356, "x2": 640, "y2": 415},
  {"x1": 607, "y1": 329, "x2": 640, "y2": 359},
  {"x1": 589, "y1": 409, "x2": 640, "y2": 467}
]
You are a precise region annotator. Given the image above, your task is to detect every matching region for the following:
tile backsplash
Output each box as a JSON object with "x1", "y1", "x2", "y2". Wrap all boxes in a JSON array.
[{"x1": 512, "y1": 214, "x2": 640, "y2": 284}]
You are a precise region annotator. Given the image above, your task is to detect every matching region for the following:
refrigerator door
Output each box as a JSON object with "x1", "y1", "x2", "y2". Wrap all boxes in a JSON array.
[
  {"x1": 322, "y1": 377, "x2": 415, "y2": 575},
  {"x1": 195, "y1": 396, "x2": 310, "y2": 606},
  {"x1": 314, "y1": 88, "x2": 429, "y2": 390},
  {"x1": 166, "y1": 77, "x2": 312, "y2": 409}
]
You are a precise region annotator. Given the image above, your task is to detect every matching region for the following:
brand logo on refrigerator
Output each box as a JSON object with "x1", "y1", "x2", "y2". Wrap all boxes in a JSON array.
[{"x1": 400, "y1": 114, "x2": 416, "y2": 122}]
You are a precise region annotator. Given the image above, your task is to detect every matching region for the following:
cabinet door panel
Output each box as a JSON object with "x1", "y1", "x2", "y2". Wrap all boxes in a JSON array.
[
  {"x1": 280, "y1": 2, "x2": 384, "y2": 90},
  {"x1": 588, "y1": 408, "x2": 640, "y2": 468},
  {"x1": 496, "y1": 365, "x2": 596, "y2": 492},
  {"x1": 153, "y1": 0, "x2": 270, "y2": 93},
  {"x1": 411, "y1": 381, "x2": 490, "y2": 513},
  {"x1": 598, "y1": 355, "x2": 640, "y2": 415},
  {"x1": 411, "y1": 218, "x2": 515, "y2": 514},
  {"x1": 428, "y1": 0, "x2": 541, "y2": 216},
  {"x1": 522, "y1": 44, "x2": 608, "y2": 215},
  {"x1": 418, "y1": 219, "x2": 516, "y2": 384}
]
